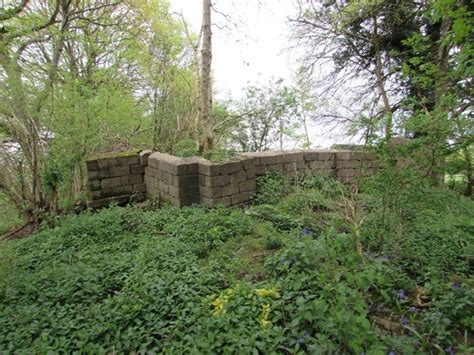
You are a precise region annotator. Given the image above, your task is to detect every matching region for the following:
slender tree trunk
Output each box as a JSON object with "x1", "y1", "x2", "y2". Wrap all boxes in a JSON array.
[
  {"x1": 373, "y1": 16, "x2": 392, "y2": 140},
  {"x1": 464, "y1": 147, "x2": 473, "y2": 197},
  {"x1": 431, "y1": 15, "x2": 452, "y2": 187},
  {"x1": 200, "y1": 0, "x2": 213, "y2": 151}
]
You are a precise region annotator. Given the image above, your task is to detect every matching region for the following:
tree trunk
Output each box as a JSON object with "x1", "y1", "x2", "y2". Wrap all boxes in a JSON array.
[
  {"x1": 200, "y1": 0, "x2": 213, "y2": 151},
  {"x1": 372, "y1": 16, "x2": 392, "y2": 140},
  {"x1": 431, "y1": 15, "x2": 452, "y2": 187}
]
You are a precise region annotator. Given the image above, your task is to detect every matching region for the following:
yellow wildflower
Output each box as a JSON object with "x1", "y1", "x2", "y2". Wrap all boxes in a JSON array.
[
  {"x1": 259, "y1": 303, "x2": 271, "y2": 328},
  {"x1": 256, "y1": 288, "x2": 280, "y2": 299}
]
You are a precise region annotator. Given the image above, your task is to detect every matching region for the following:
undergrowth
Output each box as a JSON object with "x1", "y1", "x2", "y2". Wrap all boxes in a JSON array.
[{"x1": 0, "y1": 170, "x2": 472, "y2": 353}]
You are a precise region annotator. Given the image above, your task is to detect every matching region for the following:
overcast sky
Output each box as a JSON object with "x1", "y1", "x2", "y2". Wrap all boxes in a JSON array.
[
  {"x1": 169, "y1": 0, "x2": 296, "y2": 98},
  {"x1": 169, "y1": 0, "x2": 357, "y2": 147}
]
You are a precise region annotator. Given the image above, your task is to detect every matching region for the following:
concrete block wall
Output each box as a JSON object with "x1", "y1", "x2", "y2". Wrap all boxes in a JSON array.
[
  {"x1": 85, "y1": 148, "x2": 379, "y2": 208},
  {"x1": 144, "y1": 152, "x2": 200, "y2": 207},
  {"x1": 197, "y1": 157, "x2": 257, "y2": 208},
  {"x1": 85, "y1": 150, "x2": 149, "y2": 208},
  {"x1": 334, "y1": 150, "x2": 379, "y2": 183}
]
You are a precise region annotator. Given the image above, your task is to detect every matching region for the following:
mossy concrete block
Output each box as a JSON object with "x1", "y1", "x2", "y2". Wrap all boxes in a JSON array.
[
  {"x1": 101, "y1": 177, "x2": 122, "y2": 189},
  {"x1": 98, "y1": 158, "x2": 118, "y2": 169},
  {"x1": 86, "y1": 159, "x2": 99, "y2": 171},
  {"x1": 87, "y1": 170, "x2": 99, "y2": 180},
  {"x1": 110, "y1": 165, "x2": 130, "y2": 177},
  {"x1": 89, "y1": 179, "x2": 101, "y2": 191},
  {"x1": 130, "y1": 164, "x2": 145, "y2": 174}
]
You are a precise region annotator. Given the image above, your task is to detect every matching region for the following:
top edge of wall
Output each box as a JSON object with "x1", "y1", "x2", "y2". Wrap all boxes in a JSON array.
[{"x1": 85, "y1": 149, "x2": 141, "y2": 162}]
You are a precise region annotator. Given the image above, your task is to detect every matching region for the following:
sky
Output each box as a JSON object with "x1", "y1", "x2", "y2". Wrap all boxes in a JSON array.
[
  {"x1": 169, "y1": 0, "x2": 357, "y2": 147},
  {"x1": 169, "y1": 0, "x2": 296, "y2": 99}
]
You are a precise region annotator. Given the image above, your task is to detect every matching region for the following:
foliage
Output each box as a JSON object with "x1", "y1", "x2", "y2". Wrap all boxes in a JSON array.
[
  {"x1": 0, "y1": 193, "x2": 22, "y2": 235},
  {"x1": 0, "y1": 0, "x2": 200, "y2": 220},
  {"x1": 1, "y1": 168, "x2": 472, "y2": 352},
  {"x1": 230, "y1": 79, "x2": 304, "y2": 151}
]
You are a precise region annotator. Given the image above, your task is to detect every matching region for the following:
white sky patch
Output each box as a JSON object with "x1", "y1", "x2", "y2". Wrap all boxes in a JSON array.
[{"x1": 169, "y1": 0, "x2": 359, "y2": 147}]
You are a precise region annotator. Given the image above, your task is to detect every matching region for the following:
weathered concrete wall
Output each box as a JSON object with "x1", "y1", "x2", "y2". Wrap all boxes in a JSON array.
[
  {"x1": 85, "y1": 148, "x2": 378, "y2": 208},
  {"x1": 197, "y1": 156, "x2": 256, "y2": 208},
  {"x1": 85, "y1": 150, "x2": 149, "y2": 208},
  {"x1": 144, "y1": 153, "x2": 200, "y2": 207}
]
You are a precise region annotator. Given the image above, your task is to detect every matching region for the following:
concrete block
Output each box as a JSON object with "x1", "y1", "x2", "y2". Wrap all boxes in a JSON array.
[
  {"x1": 121, "y1": 176, "x2": 130, "y2": 185},
  {"x1": 110, "y1": 165, "x2": 130, "y2": 177},
  {"x1": 336, "y1": 160, "x2": 362, "y2": 169},
  {"x1": 87, "y1": 193, "x2": 145, "y2": 209},
  {"x1": 280, "y1": 151, "x2": 304, "y2": 163},
  {"x1": 98, "y1": 157, "x2": 117, "y2": 169},
  {"x1": 337, "y1": 168, "x2": 356, "y2": 178},
  {"x1": 161, "y1": 171, "x2": 173, "y2": 185},
  {"x1": 284, "y1": 161, "x2": 306, "y2": 173},
  {"x1": 203, "y1": 175, "x2": 229, "y2": 188},
  {"x1": 133, "y1": 183, "x2": 147, "y2": 193},
  {"x1": 186, "y1": 162, "x2": 199, "y2": 175},
  {"x1": 173, "y1": 174, "x2": 199, "y2": 188},
  {"x1": 231, "y1": 191, "x2": 250, "y2": 206},
  {"x1": 303, "y1": 151, "x2": 319, "y2": 161},
  {"x1": 241, "y1": 158, "x2": 255, "y2": 171},
  {"x1": 130, "y1": 164, "x2": 145, "y2": 174},
  {"x1": 200, "y1": 185, "x2": 222, "y2": 198},
  {"x1": 160, "y1": 161, "x2": 188, "y2": 176},
  {"x1": 98, "y1": 168, "x2": 111, "y2": 179},
  {"x1": 120, "y1": 156, "x2": 140, "y2": 166},
  {"x1": 148, "y1": 155, "x2": 160, "y2": 169},
  {"x1": 129, "y1": 174, "x2": 144, "y2": 184},
  {"x1": 100, "y1": 185, "x2": 133, "y2": 198},
  {"x1": 101, "y1": 177, "x2": 122, "y2": 189},
  {"x1": 86, "y1": 159, "x2": 99, "y2": 171},
  {"x1": 112, "y1": 185, "x2": 132, "y2": 196},
  {"x1": 246, "y1": 167, "x2": 256, "y2": 179},
  {"x1": 239, "y1": 179, "x2": 256, "y2": 193},
  {"x1": 230, "y1": 171, "x2": 247, "y2": 184},
  {"x1": 139, "y1": 150, "x2": 152, "y2": 166},
  {"x1": 201, "y1": 196, "x2": 231, "y2": 208},
  {"x1": 87, "y1": 170, "x2": 99, "y2": 180},
  {"x1": 266, "y1": 163, "x2": 284, "y2": 172},
  {"x1": 335, "y1": 151, "x2": 352, "y2": 160},
  {"x1": 179, "y1": 195, "x2": 200, "y2": 207},
  {"x1": 219, "y1": 161, "x2": 242, "y2": 175},
  {"x1": 309, "y1": 160, "x2": 334, "y2": 170},
  {"x1": 169, "y1": 185, "x2": 199, "y2": 198},
  {"x1": 318, "y1": 152, "x2": 337, "y2": 162},
  {"x1": 159, "y1": 180, "x2": 169, "y2": 194},
  {"x1": 255, "y1": 165, "x2": 266, "y2": 176},
  {"x1": 221, "y1": 184, "x2": 239, "y2": 196},
  {"x1": 198, "y1": 160, "x2": 220, "y2": 176},
  {"x1": 89, "y1": 179, "x2": 101, "y2": 191}
]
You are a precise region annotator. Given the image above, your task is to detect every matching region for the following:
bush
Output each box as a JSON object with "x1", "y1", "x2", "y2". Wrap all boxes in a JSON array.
[{"x1": 1, "y1": 170, "x2": 473, "y2": 353}]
